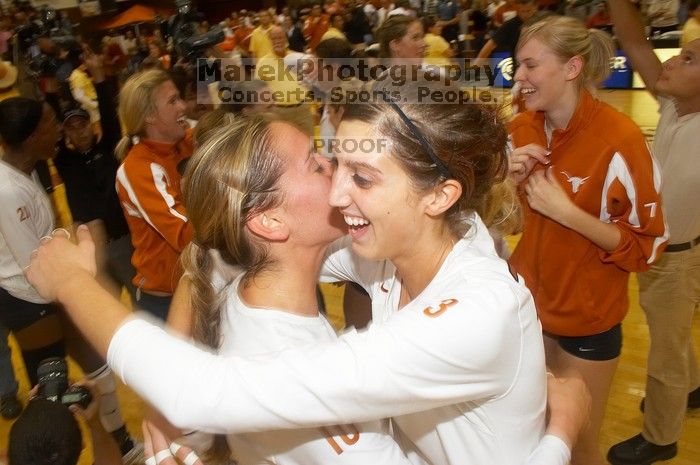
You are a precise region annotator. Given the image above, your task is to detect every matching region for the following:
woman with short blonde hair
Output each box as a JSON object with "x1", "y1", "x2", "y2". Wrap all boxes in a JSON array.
[{"x1": 114, "y1": 70, "x2": 193, "y2": 320}]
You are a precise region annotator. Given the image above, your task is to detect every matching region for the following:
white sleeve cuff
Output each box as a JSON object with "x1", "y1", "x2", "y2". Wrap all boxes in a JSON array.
[{"x1": 525, "y1": 434, "x2": 571, "y2": 465}]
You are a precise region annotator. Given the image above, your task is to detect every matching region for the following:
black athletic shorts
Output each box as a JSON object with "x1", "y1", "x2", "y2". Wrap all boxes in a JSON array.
[
  {"x1": 549, "y1": 323, "x2": 622, "y2": 361},
  {"x1": 0, "y1": 287, "x2": 59, "y2": 332}
]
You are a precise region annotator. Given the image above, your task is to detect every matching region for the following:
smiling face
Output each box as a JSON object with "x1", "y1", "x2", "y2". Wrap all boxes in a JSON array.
[
  {"x1": 146, "y1": 80, "x2": 188, "y2": 143},
  {"x1": 272, "y1": 122, "x2": 346, "y2": 247},
  {"x1": 329, "y1": 119, "x2": 431, "y2": 261},
  {"x1": 514, "y1": 38, "x2": 576, "y2": 113}
]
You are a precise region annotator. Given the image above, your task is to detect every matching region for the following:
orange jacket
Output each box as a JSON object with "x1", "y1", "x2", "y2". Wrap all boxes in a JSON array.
[
  {"x1": 234, "y1": 26, "x2": 254, "y2": 54},
  {"x1": 508, "y1": 92, "x2": 668, "y2": 336},
  {"x1": 304, "y1": 15, "x2": 330, "y2": 51},
  {"x1": 116, "y1": 130, "x2": 194, "y2": 294}
]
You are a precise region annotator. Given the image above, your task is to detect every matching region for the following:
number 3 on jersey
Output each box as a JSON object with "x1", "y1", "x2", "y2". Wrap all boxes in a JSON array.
[
  {"x1": 321, "y1": 424, "x2": 360, "y2": 455},
  {"x1": 423, "y1": 298, "x2": 458, "y2": 318}
]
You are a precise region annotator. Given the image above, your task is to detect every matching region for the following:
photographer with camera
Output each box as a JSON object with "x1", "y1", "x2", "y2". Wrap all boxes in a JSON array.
[
  {"x1": 164, "y1": 0, "x2": 222, "y2": 64},
  {"x1": 6, "y1": 362, "x2": 122, "y2": 465},
  {"x1": 13, "y1": 5, "x2": 83, "y2": 115}
]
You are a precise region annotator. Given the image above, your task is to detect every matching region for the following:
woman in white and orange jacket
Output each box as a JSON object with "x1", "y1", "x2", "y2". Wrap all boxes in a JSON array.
[
  {"x1": 114, "y1": 70, "x2": 193, "y2": 321},
  {"x1": 507, "y1": 15, "x2": 668, "y2": 465}
]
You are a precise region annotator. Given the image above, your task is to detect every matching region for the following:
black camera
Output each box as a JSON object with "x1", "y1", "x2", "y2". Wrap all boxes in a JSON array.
[
  {"x1": 166, "y1": 0, "x2": 224, "y2": 61},
  {"x1": 178, "y1": 28, "x2": 225, "y2": 60},
  {"x1": 36, "y1": 357, "x2": 92, "y2": 410}
]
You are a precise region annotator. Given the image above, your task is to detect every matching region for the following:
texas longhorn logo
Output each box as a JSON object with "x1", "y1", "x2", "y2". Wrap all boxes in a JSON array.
[{"x1": 561, "y1": 171, "x2": 590, "y2": 194}]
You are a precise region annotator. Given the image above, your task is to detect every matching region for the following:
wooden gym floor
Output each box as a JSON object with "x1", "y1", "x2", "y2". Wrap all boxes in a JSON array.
[{"x1": 0, "y1": 89, "x2": 698, "y2": 464}]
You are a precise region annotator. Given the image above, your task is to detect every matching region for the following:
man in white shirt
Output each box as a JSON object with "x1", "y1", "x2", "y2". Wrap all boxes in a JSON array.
[{"x1": 606, "y1": 2, "x2": 700, "y2": 463}]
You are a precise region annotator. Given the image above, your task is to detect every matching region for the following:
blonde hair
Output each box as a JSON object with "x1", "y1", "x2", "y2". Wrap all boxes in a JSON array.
[
  {"x1": 114, "y1": 70, "x2": 173, "y2": 160},
  {"x1": 517, "y1": 15, "x2": 615, "y2": 92},
  {"x1": 477, "y1": 178, "x2": 522, "y2": 236},
  {"x1": 181, "y1": 114, "x2": 288, "y2": 464},
  {"x1": 181, "y1": 114, "x2": 286, "y2": 350}
]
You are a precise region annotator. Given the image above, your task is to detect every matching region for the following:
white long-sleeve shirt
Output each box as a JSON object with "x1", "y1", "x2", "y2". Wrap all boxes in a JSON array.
[
  {"x1": 213, "y1": 275, "x2": 416, "y2": 465},
  {"x1": 108, "y1": 213, "x2": 565, "y2": 465}
]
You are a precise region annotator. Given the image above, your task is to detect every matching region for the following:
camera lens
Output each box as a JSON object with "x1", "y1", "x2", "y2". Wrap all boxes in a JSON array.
[{"x1": 37, "y1": 357, "x2": 69, "y2": 403}]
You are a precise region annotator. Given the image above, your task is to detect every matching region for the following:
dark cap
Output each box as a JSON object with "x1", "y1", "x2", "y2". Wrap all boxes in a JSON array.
[{"x1": 62, "y1": 108, "x2": 90, "y2": 124}]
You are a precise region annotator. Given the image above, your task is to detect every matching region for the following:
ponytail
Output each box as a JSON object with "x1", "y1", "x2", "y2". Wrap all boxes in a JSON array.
[
  {"x1": 477, "y1": 178, "x2": 522, "y2": 236},
  {"x1": 585, "y1": 28, "x2": 615, "y2": 90},
  {"x1": 114, "y1": 135, "x2": 133, "y2": 161},
  {"x1": 180, "y1": 241, "x2": 224, "y2": 350},
  {"x1": 180, "y1": 241, "x2": 234, "y2": 464}
]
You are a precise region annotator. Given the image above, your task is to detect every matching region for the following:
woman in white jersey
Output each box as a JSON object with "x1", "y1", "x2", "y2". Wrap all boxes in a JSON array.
[
  {"x1": 0, "y1": 98, "x2": 67, "y2": 384},
  {"x1": 162, "y1": 111, "x2": 414, "y2": 465},
  {"x1": 26, "y1": 78, "x2": 586, "y2": 465},
  {"x1": 0, "y1": 98, "x2": 141, "y2": 459}
]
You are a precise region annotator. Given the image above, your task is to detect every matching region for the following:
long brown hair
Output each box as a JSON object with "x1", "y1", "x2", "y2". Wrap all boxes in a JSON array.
[{"x1": 377, "y1": 15, "x2": 420, "y2": 58}]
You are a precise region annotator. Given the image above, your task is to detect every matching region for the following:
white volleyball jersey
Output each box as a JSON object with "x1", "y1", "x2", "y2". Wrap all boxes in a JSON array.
[
  {"x1": 318, "y1": 213, "x2": 547, "y2": 465},
  {"x1": 109, "y1": 213, "x2": 555, "y2": 465},
  {"x1": 0, "y1": 159, "x2": 54, "y2": 303},
  {"x1": 218, "y1": 277, "x2": 415, "y2": 465}
]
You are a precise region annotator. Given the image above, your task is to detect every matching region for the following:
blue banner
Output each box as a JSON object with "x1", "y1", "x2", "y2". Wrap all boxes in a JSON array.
[{"x1": 489, "y1": 50, "x2": 633, "y2": 89}]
